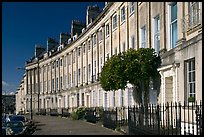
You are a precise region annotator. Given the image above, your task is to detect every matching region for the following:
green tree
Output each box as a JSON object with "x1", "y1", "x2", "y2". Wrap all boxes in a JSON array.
[
  {"x1": 100, "y1": 53, "x2": 128, "y2": 91},
  {"x1": 124, "y1": 48, "x2": 161, "y2": 105},
  {"x1": 100, "y1": 48, "x2": 161, "y2": 125},
  {"x1": 100, "y1": 48, "x2": 160, "y2": 101}
]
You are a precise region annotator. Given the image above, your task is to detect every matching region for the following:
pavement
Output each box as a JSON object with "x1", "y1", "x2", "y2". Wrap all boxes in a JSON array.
[{"x1": 29, "y1": 115, "x2": 123, "y2": 135}]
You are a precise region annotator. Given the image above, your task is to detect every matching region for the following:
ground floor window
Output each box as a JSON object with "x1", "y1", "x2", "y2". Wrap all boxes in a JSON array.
[{"x1": 185, "y1": 58, "x2": 195, "y2": 103}]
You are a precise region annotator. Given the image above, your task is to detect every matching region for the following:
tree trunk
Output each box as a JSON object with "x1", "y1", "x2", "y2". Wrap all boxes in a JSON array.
[
  {"x1": 132, "y1": 83, "x2": 142, "y2": 104},
  {"x1": 144, "y1": 79, "x2": 150, "y2": 126}
]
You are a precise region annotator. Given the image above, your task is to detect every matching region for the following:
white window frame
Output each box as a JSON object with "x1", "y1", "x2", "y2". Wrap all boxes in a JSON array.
[
  {"x1": 93, "y1": 60, "x2": 96, "y2": 81},
  {"x1": 186, "y1": 59, "x2": 196, "y2": 102},
  {"x1": 106, "y1": 24, "x2": 109, "y2": 37},
  {"x1": 152, "y1": 15, "x2": 160, "y2": 54},
  {"x1": 60, "y1": 58, "x2": 63, "y2": 66},
  {"x1": 188, "y1": 2, "x2": 201, "y2": 28},
  {"x1": 113, "y1": 90, "x2": 115, "y2": 107},
  {"x1": 130, "y1": 35, "x2": 135, "y2": 49},
  {"x1": 121, "y1": 6, "x2": 126, "y2": 24},
  {"x1": 78, "y1": 47, "x2": 81, "y2": 56},
  {"x1": 168, "y1": 2, "x2": 178, "y2": 50},
  {"x1": 64, "y1": 56, "x2": 66, "y2": 67},
  {"x1": 48, "y1": 80, "x2": 50, "y2": 92},
  {"x1": 88, "y1": 40, "x2": 91, "y2": 51},
  {"x1": 98, "y1": 29, "x2": 102, "y2": 42},
  {"x1": 82, "y1": 93, "x2": 84, "y2": 106},
  {"x1": 56, "y1": 60, "x2": 58, "y2": 67},
  {"x1": 83, "y1": 66, "x2": 86, "y2": 82},
  {"x1": 60, "y1": 76, "x2": 62, "y2": 89},
  {"x1": 129, "y1": 2, "x2": 135, "y2": 15},
  {"x1": 73, "y1": 71, "x2": 75, "y2": 85},
  {"x1": 112, "y1": 14, "x2": 117, "y2": 31},
  {"x1": 93, "y1": 35, "x2": 97, "y2": 46},
  {"x1": 93, "y1": 91, "x2": 96, "y2": 107},
  {"x1": 73, "y1": 51, "x2": 75, "y2": 63},
  {"x1": 56, "y1": 77, "x2": 58, "y2": 90},
  {"x1": 128, "y1": 88, "x2": 133, "y2": 107},
  {"x1": 41, "y1": 82, "x2": 43, "y2": 92},
  {"x1": 83, "y1": 44, "x2": 86, "y2": 54},
  {"x1": 104, "y1": 92, "x2": 108, "y2": 108},
  {"x1": 52, "y1": 62, "x2": 55, "y2": 69},
  {"x1": 140, "y1": 26, "x2": 146, "y2": 48},
  {"x1": 52, "y1": 78, "x2": 54, "y2": 91},
  {"x1": 69, "y1": 73, "x2": 71, "y2": 86},
  {"x1": 100, "y1": 57, "x2": 103, "y2": 73},
  {"x1": 78, "y1": 68, "x2": 80, "y2": 84},
  {"x1": 88, "y1": 64, "x2": 91, "y2": 81}
]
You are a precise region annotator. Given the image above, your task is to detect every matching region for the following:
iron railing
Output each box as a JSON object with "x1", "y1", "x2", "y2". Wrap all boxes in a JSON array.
[
  {"x1": 34, "y1": 100, "x2": 202, "y2": 135},
  {"x1": 128, "y1": 101, "x2": 202, "y2": 135}
]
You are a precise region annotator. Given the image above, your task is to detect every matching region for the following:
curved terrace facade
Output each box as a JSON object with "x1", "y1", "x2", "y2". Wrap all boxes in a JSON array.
[{"x1": 16, "y1": 2, "x2": 202, "y2": 115}]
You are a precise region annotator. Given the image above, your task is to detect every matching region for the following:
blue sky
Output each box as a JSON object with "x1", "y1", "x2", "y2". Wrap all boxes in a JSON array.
[{"x1": 2, "y1": 2, "x2": 105, "y2": 94}]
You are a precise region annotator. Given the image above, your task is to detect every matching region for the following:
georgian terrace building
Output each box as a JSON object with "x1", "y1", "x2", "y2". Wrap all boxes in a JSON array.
[
  {"x1": 16, "y1": 2, "x2": 202, "y2": 114},
  {"x1": 16, "y1": 74, "x2": 27, "y2": 114}
]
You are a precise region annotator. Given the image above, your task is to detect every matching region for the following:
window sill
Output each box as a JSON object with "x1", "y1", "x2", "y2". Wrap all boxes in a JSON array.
[
  {"x1": 120, "y1": 20, "x2": 125, "y2": 26},
  {"x1": 112, "y1": 27, "x2": 117, "y2": 32},
  {"x1": 129, "y1": 11, "x2": 135, "y2": 17}
]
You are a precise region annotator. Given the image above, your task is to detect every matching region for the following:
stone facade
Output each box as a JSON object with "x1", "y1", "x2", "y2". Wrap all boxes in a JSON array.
[{"x1": 16, "y1": 2, "x2": 202, "y2": 114}]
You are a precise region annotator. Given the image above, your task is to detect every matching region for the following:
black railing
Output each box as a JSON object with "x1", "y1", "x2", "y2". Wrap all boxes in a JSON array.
[
  {"x1": 103, "y1": 108, "x2": 117, "y2": 129},
  {"x1": 128, "y1": 101, "x2": 202, "y2": 135},
  {"x1": 35, "y1": 100, "x2": 202, "y2": 135},
  {"x1": 38, "y1": 108, "x2": 70, "y2": 117},
  {"x1": 61, "y1": 108, "x2": 70, "y2": 117},
  {"x1": 50, "y1": 108, "x2": 58, "y2": 116},
  {"x1": 85, "y1": 108, "x2": 97, "y2": 123},
  {"x1": 39, "y1": 108, "x2": 46, "y2": 115},
  {"x1": 82, "y1": 107, "x2": 128, "y2": 129}
]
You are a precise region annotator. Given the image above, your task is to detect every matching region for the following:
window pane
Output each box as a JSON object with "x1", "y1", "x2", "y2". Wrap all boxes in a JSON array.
[
  {"x1": 189, "y1": 83, "x2": 193, "y2": 93},
  {"x1": 192, "y1": 83, "x2": 195, "y2": 94},
  {"x1": 130, "y1": 2, "x2": 134, "y2": 13},
  {"x1": 171, "y1": 3, "x2": 177, "y2": 22},
  {"x1": 188, "y1": 61, "x2": 192, "y2": 71},
  {"x1": 121, "y1": 6, "x2": 125, "y2": 21},
  {"x1": 113, "y1": 15, "x2": 117, "y2": 29},
  {"x1": 141, "y1": 26, "x2": 146, "y2": 48},
  {"x1": 172, "y1": 21, "x2": 178, "y2": 48},
  {"x1": 192, "y1": 71, "x2": 195, "y2": 81},
  {"x1": 188, "y1": 72, "x2": 191, "y2": 82},
  {"x1": 191, "y1": 60, "x2": 195, "y2": 70},
  {"x1": 157, "y1": 17, "x2": 160, "y2": 31}
]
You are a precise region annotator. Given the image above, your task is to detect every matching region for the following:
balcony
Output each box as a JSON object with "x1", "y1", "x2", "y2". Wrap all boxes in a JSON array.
[{"x1": 182, "y1": 9, "x2": 202, "y2": 35}]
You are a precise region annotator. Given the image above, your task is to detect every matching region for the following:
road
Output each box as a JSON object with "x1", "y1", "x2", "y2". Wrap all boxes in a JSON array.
[{"x1": 30, "y1": 115, "x2": 122, "y2": 135}]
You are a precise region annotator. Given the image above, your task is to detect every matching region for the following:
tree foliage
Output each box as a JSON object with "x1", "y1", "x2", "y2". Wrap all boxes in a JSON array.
[
  {"x1": 100, "y1": 48, "x2": 161, "y2": 92},
  {"x1": 100, "y1": 53, "x2": 128, "y2": 91}
]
